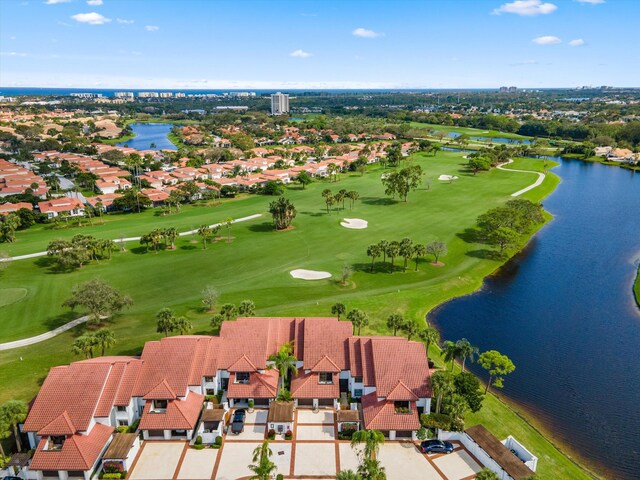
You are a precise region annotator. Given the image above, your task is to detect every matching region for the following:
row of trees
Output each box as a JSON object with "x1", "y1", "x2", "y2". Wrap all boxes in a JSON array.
[
  {"x1": 366, "y1": 238, "x2": 448, "y2": 272},
  {"x1": 321, "y1": 188, "x2": 360, "y2": 213},
  {"x1": 47, "y1": 235, "x2": 117, "y2": 270},
  {"x1": 210, "y1": 300, "x2": 256, "y2": 331},
  {"x1": 268, "y1": 197, "x2": 297, "y2": 230},
  {"x1": 72, "y1": 328, "x2": 116, "y2": 358},
  {"x1": 140, "y1": 227, "x2": 179, "y2": 252},
  {"x1": 155, "y1": 308, "x2": 193, "y2": 337}
]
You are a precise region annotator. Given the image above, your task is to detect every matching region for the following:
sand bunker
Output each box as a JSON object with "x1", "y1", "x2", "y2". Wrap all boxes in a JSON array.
[
  {"x1": 290, "y1": 269, "x2": 332, "y2": 280},
  {"x1": 438, "y1": 175, "x2": 459, "y2": 181},
  {"x1": 340, "y1": 218, "x2": 368, "y2": 229}
]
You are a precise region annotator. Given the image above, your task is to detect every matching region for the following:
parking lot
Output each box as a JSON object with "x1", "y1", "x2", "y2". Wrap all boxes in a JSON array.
[{"x1": 127, "y1": 408, "x2": 485, "y2": 480}]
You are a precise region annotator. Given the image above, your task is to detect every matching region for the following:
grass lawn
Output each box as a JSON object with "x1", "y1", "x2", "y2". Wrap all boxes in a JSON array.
[
  {"x1": 409, "y1": 122, "x2": 532, "y2": 140},
  {"x1": 0, "y1": 150, "x2": 593, "y2": 478}
]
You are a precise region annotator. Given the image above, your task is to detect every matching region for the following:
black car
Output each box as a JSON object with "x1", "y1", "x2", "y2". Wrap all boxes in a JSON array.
[
  {"x1": 419, "y1": 439, "x2": 454, "y2": 454},
  {"x1": 230, "y1": 408, "x2": 246, "y2": 434}
]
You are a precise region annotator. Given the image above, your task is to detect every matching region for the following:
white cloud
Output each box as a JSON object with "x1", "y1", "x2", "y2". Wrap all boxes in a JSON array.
[
  {"x1": 290, "y1": 49, "x2": 312, "y2": 58},
  {"x1": 145, "y1": 25, "x2": 159, "y2": 31},
  {"x1": 87, "y1": 0, "x2": 103, "y2": 5},
  {"x1": 10, "y1": 36, "x2": 16, "y2": 40},
  {"x1": 71, "y1": 12, "x2": 111, "y2": 25},
  {"x1": 493, "y1": 0, "x2": 557, "y2": 16},
  {"x1": 45, "y1": 0, "x2": 71, "y2": 4},
  {"x1": 576, "y1": 0, "x2": 604, "y2": 4},
  {"x1": 569, "y1": 38, "x2": 585, "y2": 46},
  {"x1": 117, "y1": 18, "x2": 134, "y2": 24},
  {"x1": 352, "y1": 27, "x2": 382, "y2": 38},
  {"x1": 0, "y1": 51, "x2": 28, "y2": 57},
  {"x1": 532, "y1": 35, "x2": 562, "y2": 45}
]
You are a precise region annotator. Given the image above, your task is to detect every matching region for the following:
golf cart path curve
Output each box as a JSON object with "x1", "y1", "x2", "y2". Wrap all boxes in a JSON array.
[{"x1": 497, "y1": 159, "x2": 546, "y2": 197}]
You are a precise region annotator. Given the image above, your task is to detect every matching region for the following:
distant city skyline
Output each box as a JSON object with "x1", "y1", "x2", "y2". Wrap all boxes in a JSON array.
[{"x1": 1, "y1": 0, "x2": 638, "y2": 89}]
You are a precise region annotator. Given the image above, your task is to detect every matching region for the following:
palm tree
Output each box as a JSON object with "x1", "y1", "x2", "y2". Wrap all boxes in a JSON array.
[
  {"x1": 418, "y1": 326, "x2": 440, "y2": 356},
  {"x1": 351, "y1": 429, "x2": 385, "y2": 460},
  {"x1": 443, "y1": 340, "x2": 460, "y2": 372},
  {"x1": 325, "y1": 193, "x2": 335, "y2": 213},
  {"x1": 238, "y1": 300, "x2": 256, "y2": 316},
  {"x1": 331, "y1": 302, "x2": 346, "y2": 320},
  {"x1": 347, "y1": 190, "x2": 360, "y2": 209},
  {"x1": 268, "y1": 197, "x2": 297, "y2": 230},
  {"x1": 72, "y1": 333, "x2": 98, "y2": 359},
  {"x1": 456, "y1": 338, "x2": 479, "y2": 372},
  {"x1": 385, "y1": 241, "x2": 400, "y2": 269},
  {"x1": 94, "y1": 328, "x2": 116, "y2": 356},
  {"x1": 377, "y1": 240, "x2": 389, "y2": 263},
  {"x1": 431, "y1": 370, "x2": 455, "y2": 414},
  {"x1": 173, "y1": 316, "x2": 192, "y2": 335},
  {"x1": 357, "y1": 458, "x2": 387, "y2": 480},
  {"x1": 165, "y1": 227, "x2": 178, "y2": 249},
  {"x1": 399, "y1": 238, "x2": 413, "y2": 272},
  {"x1": 156, "y1": 308, "x2": 176, "y2": 337},
  {"x1": 210, "y1": 314, "x2": 224, "y2": 332},
  {"x1": 268, "y1": 342, "x2": 298, "y2": 395},
  {"x1": 347, "y1": 308, "x2": 368, "y2": 335},
  {"x1": 219, "y1": 303, "x2": 237, "y2": 321},
  {"x1": 225, "y1": 217, "x2": 234, "y2": 242},
  {"x1": 0, "y1": 400, "x2": 28, "y2": 452},
  {"x1": 400, "y1": 318, "x2": 420, "y2": 341},
  {"x1": 197, "y1": 225, "x2": 212, "y2": 249},
  {"x1": 386, "y1": 314, "x2": 404, "y2": 336},
  {"x1": 366, "y1": 244, "x2": 381, "y2": 272},
  {"x1": 412, "y1": 244, "x2": 426, "y2": 271},
  {"x1": 248, "y1": 441, "x2": 276, "y2": 480},
  {"x1": 446, "y1": 393, "x2": 469, "y2": 422}
]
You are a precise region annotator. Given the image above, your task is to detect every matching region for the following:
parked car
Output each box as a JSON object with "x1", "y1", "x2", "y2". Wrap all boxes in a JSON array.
[
  {"x1": 419, "y1": 439, "x2": 454, "y2": 454},
  {"x1": 231, "y1": 408, "x2": 246, "y2": 434}
]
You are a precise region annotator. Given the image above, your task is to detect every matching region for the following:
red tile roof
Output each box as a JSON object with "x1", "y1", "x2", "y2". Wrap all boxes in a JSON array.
[
  {"x1": 386, "y1": 381, "x2": 419, "y2": 401},
  {"x1": 290, "y1": 371, "x2": 339, "y2": 399},
  {"x1": 38, "y1": 412, "x2": 76, "y2": 436},
  {"x1": 227, "y1": 354, "x2": 258, "y2": 372},
  {"x1": 302, "y1": 318, "x2": 351, "y2": 370},
  {"x1": 361, "y1": 393, "x2": 420, "y2": 431},
  {"x1": 143, "y1": 379, "x2": 178, "y2": 400},
  {"x1": 139, "y1": 392, "x2": 204, "y2": 431},
  {"x1": 227, "y1": 370, "x2": 278, "y2": 399},
  {"x1": 310, "y1": 355, "x2": 341, "y2": 373},
  {"x1": 30, "y1": 422, "x2": 114, "y2": 472},
  {"x1": 38, "y1": 197, "x2": 84, "y2": 213},
  {"x1": 369, "y1": 338, "x2": 431, "y2": 398}
]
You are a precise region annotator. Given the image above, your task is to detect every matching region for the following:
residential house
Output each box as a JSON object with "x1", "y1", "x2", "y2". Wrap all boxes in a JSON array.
[{"x1": 38, "y1": 197, "x2": 85, "y2": 218}]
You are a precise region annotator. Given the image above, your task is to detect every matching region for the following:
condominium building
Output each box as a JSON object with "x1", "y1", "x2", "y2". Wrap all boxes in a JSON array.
[{"x1": 271, "y1": 92, "x2": 289, "y2": 115}]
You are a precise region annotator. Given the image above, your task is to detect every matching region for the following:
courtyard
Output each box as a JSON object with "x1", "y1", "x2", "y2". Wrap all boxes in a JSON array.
[{"x1": 127, "y1": 408, "x2": 485, "y2": 479}]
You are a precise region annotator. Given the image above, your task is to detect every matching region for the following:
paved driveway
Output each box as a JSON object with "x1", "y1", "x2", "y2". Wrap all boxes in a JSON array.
[
  {"x1": 432, "y1": 449, "x2": 483, "y2": 479},
  {"x1": 215, "y1": 441, "x2": 291, "y2": 480},
  {"x1": 297, "y1": 409, "x2": 334, "y2": 424},
  {"x1": 378, "y1": 442, "x2": 441, "y2": 480},
  {"x1": 129, "y1": 442, "x2": 185, "y2": 480},
  {"x1": 176, "y1": 448, "x2": 217, "y2": 480}
]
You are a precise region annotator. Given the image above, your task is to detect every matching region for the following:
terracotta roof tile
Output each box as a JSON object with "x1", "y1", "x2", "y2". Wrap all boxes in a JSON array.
[
  {"x1": 95, "y1": 362, "x2": 126, "y2": 417},
  {"x1": 361, "y1": 393, "x2": 420, "y2": 431},
  {"x1": 290, "y1": 371, "x2": 339, "y2": 399},
  {"x1": 38, "y1": 411, "x2": 76, "y2": 436},
  {"x1": 386, "y1": 381, "x2": 419, "y2": 401},
  {"x1": 139, "y1": 392, "x2": 204, "y2": 431},
  {"x1": 143, "y1": 379, "x2": 177, "y2": 400},
  {"x1": 30, "y1": 422, "x2": 114, "y2": 471},
  {"x1": 227, "y1": 370, "x2": 278, "y2": 399},
  {"x1": 310, "y1": 355, "x2": 341, "y2": 373},
  {"x1": 227, "y1": 354, "x2": 258, "y2": 372}
]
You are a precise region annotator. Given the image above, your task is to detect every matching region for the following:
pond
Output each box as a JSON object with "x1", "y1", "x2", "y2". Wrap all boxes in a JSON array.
[
  {"x1": 117, "y1": 123, "x2": 177, "y2": 151},
  {"x1": 429, "y1": 158, "x2": 640, "y2": 479}
]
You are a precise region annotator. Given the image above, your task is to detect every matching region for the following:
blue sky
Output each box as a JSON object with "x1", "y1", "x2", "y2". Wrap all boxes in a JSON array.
[{"x1": 1, "y1": 0, "x2": 638, "y2": 89}]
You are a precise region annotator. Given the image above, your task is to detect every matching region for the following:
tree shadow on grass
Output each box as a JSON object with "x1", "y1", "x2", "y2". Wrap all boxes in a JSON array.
[
  {"x1": 33, "y1": 256, "x2": 75, "y2": 275},
  {"x1": 248, "y1": 222, "x2": 275, "y2": 233},
  {"x1": 466, "y1": 249, "x2": 503, "y2": 260},
  {"x1": 129, "y1": 246, "x2": 151, "y2": 255},
  {"x1": 298, "y1": 211, "x2": 326, "y2": 217},
  {"x1": 456, "y1": 228, "x2": 483, "y2": 244},
  {"x1": 42, "y1": 311, "x2": 78, "y2": 331},
  {"x1": 352, "y1": 261, "x2": 405, "y2": 274},
  {"x1": 179, "y1": 245, "x2": 198, "y2": 251},
  {"x1": 361, "y1": 197, "x2": 397, "y2": 206}
]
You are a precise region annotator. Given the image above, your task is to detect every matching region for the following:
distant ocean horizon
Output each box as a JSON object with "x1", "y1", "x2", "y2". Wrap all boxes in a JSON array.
[{"x1": 0, "y1": 86, "x2": 566, "y2": 97}]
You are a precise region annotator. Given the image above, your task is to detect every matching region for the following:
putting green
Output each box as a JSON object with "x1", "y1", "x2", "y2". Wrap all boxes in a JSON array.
[{"x1": 0, "y1": 288, "x2": 28, "y2": 308}]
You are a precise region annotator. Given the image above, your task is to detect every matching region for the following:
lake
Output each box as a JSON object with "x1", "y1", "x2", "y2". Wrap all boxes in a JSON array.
[
  {"x1": 117, "y1": 123, "x2": 177, "y2": 151},
  {"x1": 429, "y1": 158, "x2": 640, "y2": 479}
]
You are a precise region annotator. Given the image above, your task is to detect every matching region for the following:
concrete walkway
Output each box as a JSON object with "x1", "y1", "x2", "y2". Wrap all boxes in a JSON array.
[
  {"x1": 0, "y1": 213, "x2": 263, "y2": 263},
  {"x1": 0, "y1": 315, "x2": 91, "y2": 351},
  {"x1": 497, "y1": 159, "x2": 546, "y2": 197}
]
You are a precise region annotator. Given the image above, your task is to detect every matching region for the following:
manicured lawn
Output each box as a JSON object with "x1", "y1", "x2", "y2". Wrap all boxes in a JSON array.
[{"x1": 410, "y1": 122, "x2": 532, "y2": 140}]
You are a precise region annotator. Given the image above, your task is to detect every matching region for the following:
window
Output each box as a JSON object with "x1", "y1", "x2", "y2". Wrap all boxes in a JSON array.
[
  {"x1": 152, "y1": 399, "x2": 168, "y2": 411},
  {"x1": 118, "y1": 420, "x2": 129, "y2": 427},
  {"x1": 318, "y1": 372, "x2": 333, "y2": 384},
  {"x1": 354, "y1": 389, "x2": 363, "y2": 398},
  {"x1": 47, "y1": 436, "x2": 65, "y2": 450},
  {"x1": 277, "y1": 424, "x2": 284, "y2": 433},
  {"x1": 204, "y1": 376, "x2": 214, "y2": 383},
  {"x1": 116, "y1": 406, "x2": 127, "y2": 412},
  {"x1": 235, "y1": 372, "x2": 250, "y2": 384},
  {"x1": 394, "y1": 401, "x2": 411, "y2": 414},
  {"x1": 354, "y1": 376, "x2": 363, "y2": 383}
]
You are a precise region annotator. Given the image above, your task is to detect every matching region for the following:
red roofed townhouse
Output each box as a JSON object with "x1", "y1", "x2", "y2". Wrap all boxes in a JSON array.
[
  {"x1": 22, "y1": 317, "x2": 432, "y2": 477},
  {"x1": 38, "y1": 197, "x2": 85, "y2": 218},
  {"x1": 0, "y1": 201, "x2": 33, "y2": 215},
  {"x1": 84, "y1": 193, "x2": 123, "y2": 212}
]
